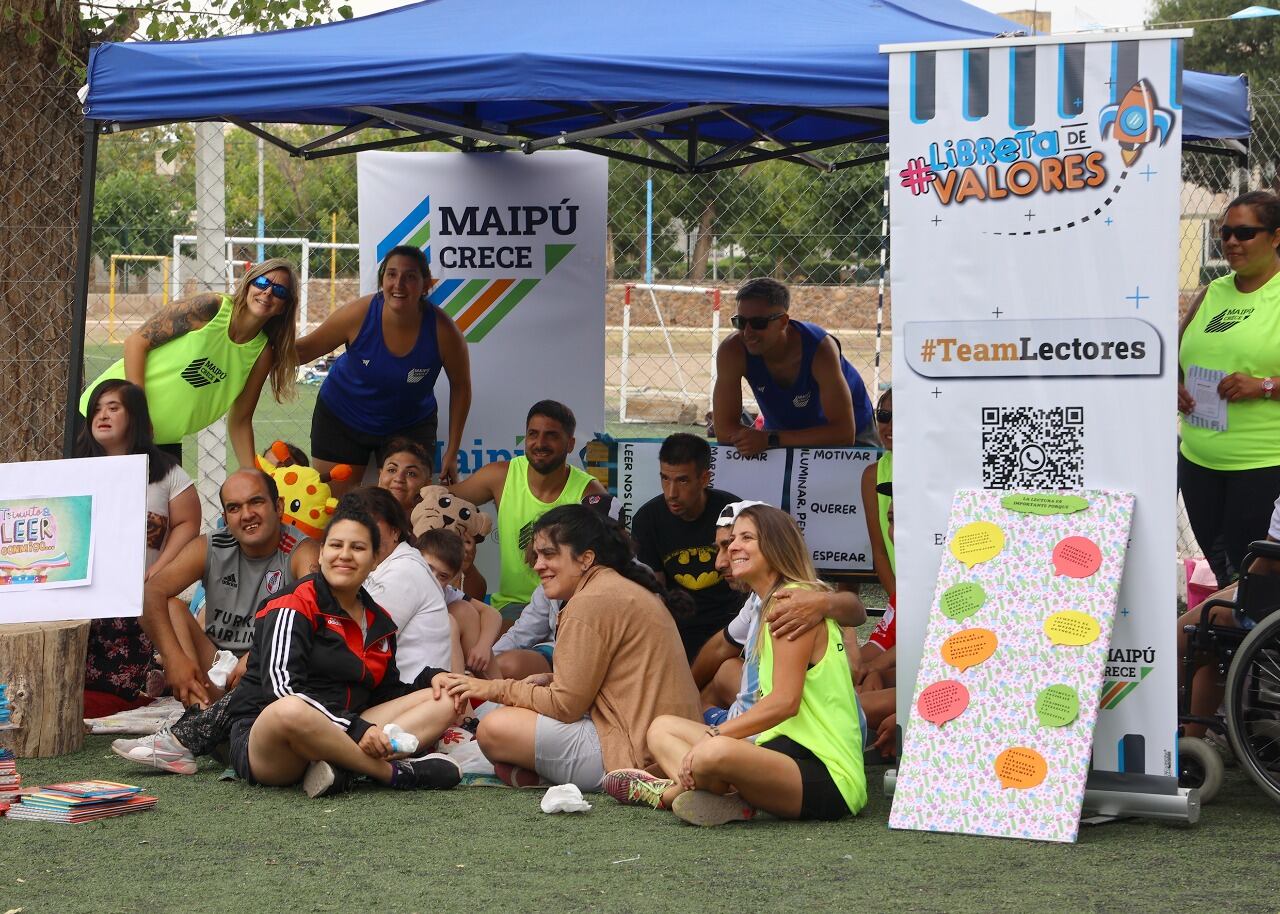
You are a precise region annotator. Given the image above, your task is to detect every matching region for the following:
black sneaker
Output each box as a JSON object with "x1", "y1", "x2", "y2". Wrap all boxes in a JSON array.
[
  {"x1": 303, "y1": 760, "x2": 354, "y2": 798},
  {"x1": 389, "y1": 752, "x2": 462, "y2": 791}
]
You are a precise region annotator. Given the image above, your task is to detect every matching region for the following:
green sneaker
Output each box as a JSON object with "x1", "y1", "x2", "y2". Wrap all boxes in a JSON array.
[
  {"x1": 671, "y1": 790, "x2": 754, "y2": 827},
  {"x1": 603, "y1": 768, "x2": 674, "y2": 809}
]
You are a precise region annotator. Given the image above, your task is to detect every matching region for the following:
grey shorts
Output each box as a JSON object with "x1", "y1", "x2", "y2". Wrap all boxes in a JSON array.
[{"x1": 533, "y1": 714, "x2": 605, "y2": 791}]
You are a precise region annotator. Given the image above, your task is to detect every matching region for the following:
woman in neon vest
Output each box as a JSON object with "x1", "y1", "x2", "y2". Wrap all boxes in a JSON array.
[
  {"x1": 297, "y1": 246, "x2": 471, "y2": 492},
  {"x1": 80, "y1": 259, "x2": 300, "y2": 469},
  {"x1": 1178, "y1": 191, "x2": 1280, "y2": 587},
  {"x1": 612, "y1": 503, "x2": 867, "y2": 825}
]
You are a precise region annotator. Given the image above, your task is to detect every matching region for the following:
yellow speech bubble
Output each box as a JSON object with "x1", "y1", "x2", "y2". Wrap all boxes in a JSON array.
[
  {"x1": 949, "y1": 521, "x2": 1005, "y2": 569},
  {"x1": 995, "y1": 747, "x2": 1048, "y2": 789},
  {"x1": 940, "y1": 628, "x2": 998, "y2": 672},
  {"x1": 1044, "y1": 610, "x2": 1101, "y2": 647}
]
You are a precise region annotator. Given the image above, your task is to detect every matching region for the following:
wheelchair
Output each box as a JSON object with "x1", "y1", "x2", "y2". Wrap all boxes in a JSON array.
[{"x1": 1178, "y1": 540, "x2": 1280, "y2": 805}]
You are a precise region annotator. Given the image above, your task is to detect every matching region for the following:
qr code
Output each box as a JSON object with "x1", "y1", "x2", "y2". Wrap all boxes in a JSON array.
[{"x1": 981, "y1": 406, "x2": 1084, "y2": 489}]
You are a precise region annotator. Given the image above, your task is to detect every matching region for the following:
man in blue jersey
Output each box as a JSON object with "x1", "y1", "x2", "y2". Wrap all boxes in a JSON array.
[{"x1": 712, "y1": 277, "x2": 876, "y2": 455}]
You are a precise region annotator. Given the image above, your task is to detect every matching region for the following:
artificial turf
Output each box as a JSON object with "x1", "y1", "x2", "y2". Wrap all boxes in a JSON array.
[{"x1": 1, "y1": 736, "x2": 1276, "y2": 914}]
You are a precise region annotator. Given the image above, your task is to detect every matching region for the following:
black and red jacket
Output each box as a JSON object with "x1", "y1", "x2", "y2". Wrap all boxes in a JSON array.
[{"x1": 227, "y1": 573, "x2": 447, "y2": 743}]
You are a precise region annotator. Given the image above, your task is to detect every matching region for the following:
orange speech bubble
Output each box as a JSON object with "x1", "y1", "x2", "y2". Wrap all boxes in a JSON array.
[
  {"x1": 940, "y1": 628, "x2": 998, "y2": 672},
  {"x1": 1052, "y1": 536, "x2": 1102, "y2": 578},
  {"x1": 917, "y1": 680, "x2": 970, "y2": 725},
  {"x1": 995, "y1": 747, "x2": 1048, "y2": 789}
]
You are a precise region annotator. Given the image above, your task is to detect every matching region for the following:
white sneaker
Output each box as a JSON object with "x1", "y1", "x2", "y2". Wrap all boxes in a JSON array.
[{"x1": 111, "y1": 728, "x2": 198, "y2": 775}]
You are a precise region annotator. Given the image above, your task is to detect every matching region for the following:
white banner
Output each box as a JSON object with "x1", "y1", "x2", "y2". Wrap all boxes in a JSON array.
[
  {"x1": 615, "y1": 440, "x2": 876, "y2": 574},
  {"x1": 886, "y1": 33, "x2": 1186, "y2": 777},
  {"x1": 358, "y1": 151, "x2": 607, "y2": 584}
]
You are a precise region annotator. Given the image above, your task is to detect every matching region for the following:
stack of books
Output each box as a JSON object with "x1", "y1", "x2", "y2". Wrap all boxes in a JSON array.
[
  {"x1": 0, "y1": 749, "x2": 18, "y2": 814},
  {"x1": 5, "y1": 780, "x2": 156, "y2": 824}
]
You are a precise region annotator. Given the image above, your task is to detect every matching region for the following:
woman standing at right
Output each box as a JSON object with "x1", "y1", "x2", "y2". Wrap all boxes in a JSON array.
[{"x1": 1179, "y1": 191, "x2": 1280, "y2": 586}]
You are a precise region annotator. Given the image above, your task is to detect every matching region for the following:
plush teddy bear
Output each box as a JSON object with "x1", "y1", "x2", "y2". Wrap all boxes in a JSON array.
[
  {"x1": 410, "y1": 485, "x2": 494, "y2": 541},
  {"x1": 255, "y1": 440, "x2": 353, "y2": 539}
]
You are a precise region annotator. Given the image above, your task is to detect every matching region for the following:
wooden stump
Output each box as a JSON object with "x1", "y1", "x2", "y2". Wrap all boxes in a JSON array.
[{"x1": 0, "y1": 620, "x2": 90, "y2": 757}]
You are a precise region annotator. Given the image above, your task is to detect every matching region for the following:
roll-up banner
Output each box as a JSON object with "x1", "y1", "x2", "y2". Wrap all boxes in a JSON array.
[
  {"x1": 883, "y1": 32, "x2": 1188, "y2": 778},
  {"x1": 358, "y1": 151, "x2": 607, "y2": 584}
]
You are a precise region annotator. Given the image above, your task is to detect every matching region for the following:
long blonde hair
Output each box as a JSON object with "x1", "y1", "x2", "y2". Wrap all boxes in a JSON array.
[
  {"x1": 736, "y1": 504, "x2": 830, "y2": 653},
  {"x1": 232, "y1": 258, "x2": 300, "y2": 402}
]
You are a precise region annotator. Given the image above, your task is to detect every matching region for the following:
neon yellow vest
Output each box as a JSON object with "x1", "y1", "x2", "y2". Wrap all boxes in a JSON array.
[
  {"x1": 876, "y1": 450, "x2": 895, "y2": 575},
  {"x1": 1179, "y1": 272, "x2": 1280, "y2": 470},
  {"x1": 80, "y1": 295, "x2": 268, "y2": 445},
  {"x1": 493, "y1": 456, "x2": 593, "y2": 608},
  {"x1": 758, "y1": 612, "x2": 867, "y2": 816}
]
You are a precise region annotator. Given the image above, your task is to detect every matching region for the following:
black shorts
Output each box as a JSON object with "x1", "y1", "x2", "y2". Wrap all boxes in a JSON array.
[
  {"x1": 228, "y1": 716, "x2": 260, "y2": 785},
  {"x1": 310, "y1": 395, "x2": 438, "y2": 468},
  {"x1": 759, "y1": 735, "x2": 849, "y2": 821}
]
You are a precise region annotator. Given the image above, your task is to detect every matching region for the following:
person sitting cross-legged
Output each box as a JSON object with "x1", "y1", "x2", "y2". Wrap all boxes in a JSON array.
[
  {"x1": 610, "y1": 504, "x2": 867, "y2": 826},
  {"x1": 225, "y1": 495, "x2": 463, "y2": 798},
  {"x1": 440, "y1": 504, "x2": 700, "y2": 791}
]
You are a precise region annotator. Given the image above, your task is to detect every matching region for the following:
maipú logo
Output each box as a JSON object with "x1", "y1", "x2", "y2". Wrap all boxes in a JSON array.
[{"x1": 377, "y1": 194, "x2": 577, "y2": 344}]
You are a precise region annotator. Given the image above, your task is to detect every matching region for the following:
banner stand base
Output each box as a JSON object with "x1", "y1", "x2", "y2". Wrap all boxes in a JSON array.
[{"x1": 882, "y1": 770, "x2": 1200, "y2": 826}]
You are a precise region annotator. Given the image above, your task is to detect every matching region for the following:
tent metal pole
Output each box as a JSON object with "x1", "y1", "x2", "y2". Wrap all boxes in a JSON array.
[
  {"x1": 522, "y1": 104, "x2": 727, "y2": 151},
  {"x1": 63, "y1": 120, "x2": 100, "y2": 457},
  {"x1": 355, "y1": 106, "x2": 525, "y2": 150}
]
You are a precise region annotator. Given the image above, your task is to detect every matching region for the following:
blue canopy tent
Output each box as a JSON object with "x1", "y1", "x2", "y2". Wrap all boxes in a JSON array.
[{"x1": 83, "y1": 0, "x2": 1250, "y2": 172}]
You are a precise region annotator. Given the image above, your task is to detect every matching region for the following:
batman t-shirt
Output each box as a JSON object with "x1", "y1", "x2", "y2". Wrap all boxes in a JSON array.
[{"x1": 632, "y1": 487, "x2": 747, "y2": 659}]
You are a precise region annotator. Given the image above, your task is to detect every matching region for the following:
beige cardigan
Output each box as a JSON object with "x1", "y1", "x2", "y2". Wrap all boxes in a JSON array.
[{"x1": 491, "y1": 564, "x2": 700, "y2": 771}]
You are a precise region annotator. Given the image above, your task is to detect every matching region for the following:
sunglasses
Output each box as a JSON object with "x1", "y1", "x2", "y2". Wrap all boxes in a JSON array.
[
  {"x1": 875, "y1": 409, "x2": 893, "y2": 424},
  {"x1": 251, "y1": 274, "x2": 293, "y2": 302},
  {"x1": 1219, "y1": 224, "x2": 1269, "y2": 242},
  {"x1": 731, "y1": 312, "x2": 786, "y2": 331}
]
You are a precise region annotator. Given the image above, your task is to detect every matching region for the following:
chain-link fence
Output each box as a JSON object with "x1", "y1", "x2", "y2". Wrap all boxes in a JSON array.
[{"x1": 8, "y1": 65, "x2": 1280, "y2": 555}]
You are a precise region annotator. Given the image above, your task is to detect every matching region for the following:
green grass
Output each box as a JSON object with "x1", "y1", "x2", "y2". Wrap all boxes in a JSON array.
[{"x1": 2, "y1": 737, "x2": 1277, "y2": 914}]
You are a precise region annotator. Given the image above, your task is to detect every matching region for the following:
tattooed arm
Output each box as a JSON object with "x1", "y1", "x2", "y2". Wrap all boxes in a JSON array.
[{"x1": 123, "y1": 293, "x2": 223, "y2": 388}]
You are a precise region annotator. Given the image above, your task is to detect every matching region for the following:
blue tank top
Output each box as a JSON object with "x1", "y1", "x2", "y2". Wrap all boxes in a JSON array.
[
  {"x1": 318, "y1": 293, "x2": 443, "y2": 436},
  {"x1": 743, "y1": 320, "x2": 873, "y2": 435}
]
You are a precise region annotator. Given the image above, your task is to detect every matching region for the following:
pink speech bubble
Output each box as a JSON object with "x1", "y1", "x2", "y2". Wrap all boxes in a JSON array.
[
  {"x1": 917, "y1": 680, "x2": 970, "y2": 726},
  {"x1": 1052, "y1": 536, "x2": 1102, "y2": 578}
]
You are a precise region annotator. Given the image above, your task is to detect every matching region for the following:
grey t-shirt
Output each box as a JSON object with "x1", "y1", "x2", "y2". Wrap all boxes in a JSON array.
[{"x1": 202, "y1": 524, "x2": 305, "y2": 653}]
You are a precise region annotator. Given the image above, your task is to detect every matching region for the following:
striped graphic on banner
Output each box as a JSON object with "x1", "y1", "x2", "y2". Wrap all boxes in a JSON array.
[{"x1": 1098, "y1": 666, "x2": 1152, "y2": 709}]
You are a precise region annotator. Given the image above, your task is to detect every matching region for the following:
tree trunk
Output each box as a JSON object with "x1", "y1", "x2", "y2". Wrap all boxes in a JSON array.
[
  {"x1": 689, "y1": 197, "x2": 716, "y2": 283},
  {"x1": 0, "y1": 621, "x2": 91, "y2": 757},
  {"x1": 0, "y1": 1, "x2": 90, "y2": 461}
]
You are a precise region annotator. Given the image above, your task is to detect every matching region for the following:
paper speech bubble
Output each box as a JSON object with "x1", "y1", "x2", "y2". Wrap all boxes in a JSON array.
[
  {"x1": 1035, "y1": 684, "x2": 1080, "y2": 727},
  {"x1": 939, "y1": 582, "x2": 987, "y2": 623},
  {"x1": 949, "y1": 522, "x2": 1005, "y2": 569},
  {"x1": 1043, "y1": 610, "x2": 1101, "y2": 647},
  {"x1": 1052, "y1": 536, "x2": 1102, "y2": 578},
  {"x1": 1001, "y1": 494, "x2": 1090, "y2": 516},
  {"x1": 917, "y1": 680, "x2": 970, "y2": 725},
  {"x1": 995, "y1": 747, "x2": 1048, "y2": 789},
  {"x1": 941, "y1": 628, "x2": 998, "y2": 672}
]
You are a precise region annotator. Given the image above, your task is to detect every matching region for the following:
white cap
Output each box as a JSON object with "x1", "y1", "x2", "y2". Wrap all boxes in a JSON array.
[{"x1": 716, "y1": 499, "x2": 770, "y2": 527}]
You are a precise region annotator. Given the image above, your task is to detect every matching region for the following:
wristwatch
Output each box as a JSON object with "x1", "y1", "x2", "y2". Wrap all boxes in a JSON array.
[
  {"x1": 1265, "y1": 378, "x2": 1275, "y2": 400},
  {"x1": 767, "y1": 432, "x2": 781, "y2": 448}
]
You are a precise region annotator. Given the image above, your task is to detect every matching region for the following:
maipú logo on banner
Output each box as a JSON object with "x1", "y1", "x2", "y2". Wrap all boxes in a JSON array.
[
  {"x1": 896, "y1": 39, "x2": 1179, "y2": 235},
  {"x1": 376, "y1": 194, "x2": 578, "y2": 344}
]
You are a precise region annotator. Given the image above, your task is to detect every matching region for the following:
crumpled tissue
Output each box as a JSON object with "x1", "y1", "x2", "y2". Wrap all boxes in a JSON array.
[
  {"x1": 383, "y1": 723, "x2": 419, "y2": 754},
  {"x1": 540, "y1": 783, "x2": 592, "y2": 814},
  {"x1": 207, "y1": 650, "x2": 238, "y2": 689}
]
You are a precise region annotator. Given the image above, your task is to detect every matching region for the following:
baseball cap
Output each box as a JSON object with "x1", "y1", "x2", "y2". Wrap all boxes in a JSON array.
[{"x1": 716, "y1": 499, "x2": 770, "y2": 526}]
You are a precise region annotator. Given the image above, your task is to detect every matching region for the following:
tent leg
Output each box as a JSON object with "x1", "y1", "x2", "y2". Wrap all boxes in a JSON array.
[{"x1": 63, "y1": 121, "x2": 99, "y2": 457}]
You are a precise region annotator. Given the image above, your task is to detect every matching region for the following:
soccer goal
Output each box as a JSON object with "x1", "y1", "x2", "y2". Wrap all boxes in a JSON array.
[{"x1": 615, "y1": 283, "x2": 723, "y2": 425}]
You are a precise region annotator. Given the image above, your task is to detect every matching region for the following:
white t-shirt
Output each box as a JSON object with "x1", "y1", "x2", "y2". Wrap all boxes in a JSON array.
[
  {"x1": 145, "y1": 463, "x2": 194, "y2": 570},
  {"x1": 1269, "y1": 495, "x2": 1280, "y2": 541},
  {"x1": 365, "y1": 541, "x2": 453, "y2": 682},
  {"x1": 725, "y1": 593, "x2": 755, "y2": 647}
]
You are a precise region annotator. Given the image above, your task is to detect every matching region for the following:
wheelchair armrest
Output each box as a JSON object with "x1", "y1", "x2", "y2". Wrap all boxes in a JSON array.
[{"x1": 1244, "y1": 539, "x2": 1280, "y2": 564}]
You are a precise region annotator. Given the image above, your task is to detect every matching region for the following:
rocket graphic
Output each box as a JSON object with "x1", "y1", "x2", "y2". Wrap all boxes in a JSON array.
[{"x1": 1099, "y1": 78, "x2": 1174, "y2": 166}]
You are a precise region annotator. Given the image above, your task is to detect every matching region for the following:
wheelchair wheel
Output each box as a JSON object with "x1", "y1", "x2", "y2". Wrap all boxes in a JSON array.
[
  {"x1": 1177, "y1": 736, "x2": 1224, "y2": 803},
  {"x1": 1225, "y1": 611, "x2": 1280, "y2": 806}
]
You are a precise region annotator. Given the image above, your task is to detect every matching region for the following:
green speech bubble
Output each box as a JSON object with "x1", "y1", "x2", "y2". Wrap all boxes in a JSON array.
[
  {"x1": 939, "y1": 582, "x2": 987, "y2": 623},
  {"x1": 1001, "y1": 494, "x2": 1090, "y2": 516},
  {"x1": 1035, "y1": 684, "x2": 1080, "y2": 728}
]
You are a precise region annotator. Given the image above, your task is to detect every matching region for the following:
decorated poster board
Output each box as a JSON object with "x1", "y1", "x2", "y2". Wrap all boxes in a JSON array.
[
  {"x1": 358, "y1": 151, "x2": 607, "y2": 588},
  {"x1": 889, "y1": 488, "x2": 1133, "y2": 843},
  {"x1": 884, "y1": 33, "x2": 1183, "y2": 776},
  {"x1": 613, "y1": 439, "x2": 875, "y2": 574},
  {"x1": 0, "y1": 455, "x2": 146, "y2": 623}
]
